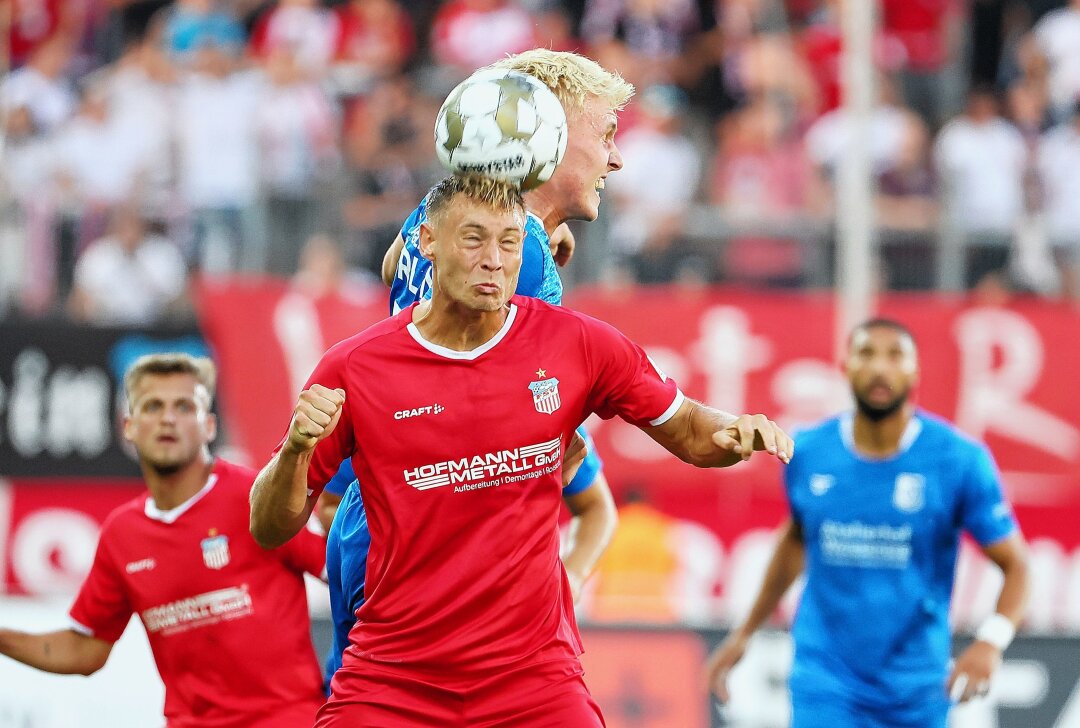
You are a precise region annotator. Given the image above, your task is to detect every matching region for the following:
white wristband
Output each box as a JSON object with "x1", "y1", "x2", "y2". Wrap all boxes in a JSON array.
[{"x1": 975, "y1": 613, "x2": 1015, "y2": 651}]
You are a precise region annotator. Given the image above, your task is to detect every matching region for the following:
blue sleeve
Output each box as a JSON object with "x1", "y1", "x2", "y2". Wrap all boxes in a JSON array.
[
  {"x1": 399, "y1": 202, "x2": 425, "y2": 240},
  {"x1": 323, "y1": 459, "x2": 356, "y2": 497},
  {"x1": 562, "y1": 426, "x2": 602, "y2": 496},
  {"x1": 516, "y1": 228, "x2": 546, "y2": 299},
  {"x1": 959, "y1": 445, "x2": 1017, "y2": 546}
]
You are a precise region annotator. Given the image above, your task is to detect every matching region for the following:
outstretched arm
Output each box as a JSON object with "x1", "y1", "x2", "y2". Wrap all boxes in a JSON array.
[
  {"x1": 706, "y1": 519, "x2": 805, "y2": 701},
  {"x1": 947, "y1": 532, "x2": 1029, "y2": 702},
  {"x1": 644, "y1": 399, "x2": 793, "y2": 468},
  {"x1": 0, "y1": 628, "x2": 113, "y2": 676},
  {"x1": 561, "y1": 474, "x2": 618, "y2": 602},
  {"x1": 251, "y1": 384, "x2": 345, "y2": 548}
]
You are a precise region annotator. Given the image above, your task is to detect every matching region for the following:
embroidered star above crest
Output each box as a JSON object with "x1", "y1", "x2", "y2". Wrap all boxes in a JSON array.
[{"x1": 535, "y1": 368, "x2": 547, "y2": 378}]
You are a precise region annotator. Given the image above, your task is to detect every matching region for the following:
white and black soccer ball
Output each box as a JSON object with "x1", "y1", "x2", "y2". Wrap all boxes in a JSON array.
[{"x1": 434, "y1": 69, "x2": 568, "y2": 191}]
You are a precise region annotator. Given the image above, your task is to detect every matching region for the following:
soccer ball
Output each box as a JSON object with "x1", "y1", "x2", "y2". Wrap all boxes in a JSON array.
[{"x1": 434, "y1": 69, "x2": 568, "y2": 191}]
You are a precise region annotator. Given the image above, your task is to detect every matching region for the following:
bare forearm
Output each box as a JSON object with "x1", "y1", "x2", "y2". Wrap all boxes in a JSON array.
[
  {"x1": 678, "y1": 402, "x2": 740, "y2": 467},
  {"x1": 0, "y1": 629, "x2": 109, "y2": 675},
  {"x1": 562, "y1": 480, "x2": 617, "y2": 589},
  {"x1": 993, "y1": 554, "x2": 1030, "y2": 626},
  {"x1": 733, "y1": 522, "x2": 804, "y2": 638},
  {"x1": 250, "y1": 447, "x2": 316, "y2": 548}
]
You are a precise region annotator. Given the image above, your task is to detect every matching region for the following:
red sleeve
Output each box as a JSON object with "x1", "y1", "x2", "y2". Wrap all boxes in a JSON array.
[
  {"x1": 68, "y1": 530, "x2": 133, "y2": 644},
  {"x1": 273, "y1": 340, "x2": 357, "y2": 501},
  {"x1": 580, "y1": 313, "x2": 684, "y2": 427},
  {"x1": 272, "y1": 523, "x2": 328, "y2": 578}
]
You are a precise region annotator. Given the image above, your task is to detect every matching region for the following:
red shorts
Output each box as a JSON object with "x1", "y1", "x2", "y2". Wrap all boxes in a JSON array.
[{"x1": 316, "y1": 656, "x2": 605, "y2": 727}]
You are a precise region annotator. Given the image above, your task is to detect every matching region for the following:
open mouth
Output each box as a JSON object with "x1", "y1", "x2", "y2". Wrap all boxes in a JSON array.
[{"x1": 595, "y1": 177, "x2": 606, "y2": 191}]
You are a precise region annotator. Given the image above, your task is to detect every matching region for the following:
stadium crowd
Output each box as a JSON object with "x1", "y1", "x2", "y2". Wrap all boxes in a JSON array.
[{"x1": 3, "y1": 0, "x2": 1080, "y2": 326}]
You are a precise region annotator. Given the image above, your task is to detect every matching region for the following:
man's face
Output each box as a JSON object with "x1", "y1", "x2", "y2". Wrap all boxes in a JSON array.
[
  {"x1": 124, "y1": 373, "x2": 216, "y2": 474},
  {"x1": 845, "y1": 326, "x2": 919, "y2": 421},
  {"x1": 421, "y1": 197, "x2": 525, "y2": 312},
  {"x1": 542, "y1": 95, "x2": 623, "y2": 222}
]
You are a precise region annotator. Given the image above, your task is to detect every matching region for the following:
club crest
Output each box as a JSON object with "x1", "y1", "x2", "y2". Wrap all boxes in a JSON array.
[
  {"x1": 200, "y1": 533, "x2": 231, "y2": 570},
  {"x1": 528, "y1": 377, "x2": 561, "y2": 415},
  {"x1": 892, "y1": 473, "x2": 925, "y2": 513},
  {"x1": 810, "y1": 474, "x2": 834, "y2": 496}
]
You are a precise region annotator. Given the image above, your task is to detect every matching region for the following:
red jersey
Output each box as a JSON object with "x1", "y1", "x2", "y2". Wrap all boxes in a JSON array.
[
  {"x1": 69, "y1": 460, "x2": 326, "y2": 728},
  {"x1": 300, "y1": 296, "x2": 683, "y2": 673}
]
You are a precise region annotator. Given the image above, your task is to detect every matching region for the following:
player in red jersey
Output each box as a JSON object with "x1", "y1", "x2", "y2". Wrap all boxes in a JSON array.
[
  {"x1": 250, "y1": 176, "x2": 794, "y2": 727},
  {"x1": 0, "y1": 354, "x2": 327, "y2": 728}
]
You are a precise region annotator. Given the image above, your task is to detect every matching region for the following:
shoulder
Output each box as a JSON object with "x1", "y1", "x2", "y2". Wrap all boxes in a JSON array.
[
  {"x1": 213, "y1": 459, "x2": 259, "y2": 490},
  {"x1": 914, "y1": 410, "x2": 991, "y2": 462},
  {"x1": 96, "y1": 495, "x2": 151, "y2": 542},
  {"x1": 323, "y1": 309, "x2": 413, "y2": 363},
  {"x1": 786, "y1": 416, "x2": 843, "y2": 468}
]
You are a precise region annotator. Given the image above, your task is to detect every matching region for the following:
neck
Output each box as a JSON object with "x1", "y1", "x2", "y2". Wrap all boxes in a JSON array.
[
  {"x1": 522, "y1": 188, "x2": 563, "y2": 235},
  {"x1": 413, "y1": 296, "x2": 510, "y2": 352},
  {"x1": 142, "y1": 452, "x2": 215, "y2": 511},
  {"x1": 852, "y1": 404, "x2": 915, "y2": 458}
]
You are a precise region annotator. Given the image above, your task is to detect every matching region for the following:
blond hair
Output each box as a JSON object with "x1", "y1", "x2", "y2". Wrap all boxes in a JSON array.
[
  {"x1": 426, "y1": 175, "x2": 526, "y2": 228},
  {"x1": 124, "y1": 353, "x2": 217, "y2": 411},
  {"x1": 489, "y1": 49, "x2": 635, "y2": 115}
]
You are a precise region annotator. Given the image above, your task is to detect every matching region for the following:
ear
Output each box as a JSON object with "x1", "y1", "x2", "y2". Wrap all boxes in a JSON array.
[
  {"x1": 205, "y1": 412, "x2": 218, "y2": 444},
  {"x1": 418, "y1": 222, "x2": 436, "y2": 262},
  {"x1": 122, "y1": 414, "x2": 134, "y2": 443}
]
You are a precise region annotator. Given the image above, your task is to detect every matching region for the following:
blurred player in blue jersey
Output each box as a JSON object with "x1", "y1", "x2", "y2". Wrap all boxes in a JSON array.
[
  {"x1": 707, "y1": 319, "x2": 1030, "y2": 728},
  {"x1": 318, "y1": 49, "x2": 633, "y2": 688}
]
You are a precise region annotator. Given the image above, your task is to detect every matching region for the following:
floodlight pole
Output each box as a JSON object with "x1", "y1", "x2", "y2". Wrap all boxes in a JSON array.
[{"x1": 835, "y1": 0, "x2": 877, "y2": 355}]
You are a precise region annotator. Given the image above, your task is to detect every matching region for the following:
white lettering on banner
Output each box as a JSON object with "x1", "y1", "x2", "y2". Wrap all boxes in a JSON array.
[
  {"x1": 693, "y1": 306, "x2": 772, "y2": 418},
  {"x1": 142, "y1": 585, "x2": 254, "y2": 635},
  {"x1": 953, "y1": 308, "x2": 1080, "y2": 461},
  {"x1": 11, "y1": 509, "x2": 98, "y2": 594},
  {"x1": 3, "y1": 349, "x2": 111, "y2": 459},
  {"x1": 273, "y1": 292, "x2": 325, "y2": 398}
]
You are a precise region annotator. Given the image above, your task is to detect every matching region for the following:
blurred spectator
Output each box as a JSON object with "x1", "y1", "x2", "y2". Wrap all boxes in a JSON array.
[
  {"x1": 711, "y1": 94, "x2": 818, "y2": 287},
  {"x1": 340, "y1": 76, "x2": 440, "y2": 275},
  {"x1": 934, "y1": 87, "x2": 1027, "y2": 289},
  {"x1": 0, "y1": 34, "x2": 76, "y2": 134},
  {"x1": 1036, "y1": 100, "x2": 1080, "y2": 300},
  {"x1": 330, "y1": 0, "x2": 415, "y2": 97},
  {"x1": 875, "y1": 115, "x2": 938, "y2": 289},
  {"x1": 607, "y1": 84, "x2": 703, "y2": 283},
  {"x1": 67, "y1": 205, "x2": 188, "y2": 326},
  {"x1": 256, "y1": 48, "x2": 339, "y2": 275},
  {"x1": 249, "y1": 0, "x2": 339, "y2": 74},
  {"x1": 430, "y1": 0, "x2": 538, "y2": 77},
  {"x1": 880, "y1": 0, "x2": 962, "y2": 124},
  {"x1": 290, "y1": 232, "x2": 380, "y2": 303},
  {"x1": 1031, "y1": 0, "x2": 1080, "y2": 121},
  {"x1": 580, "y1": 0, "x2": 703, "y2": 87},
  {"x1": 531, "y1": 1, "x2": 579, "y2": 53},
  {"x1": 5, "y1": 0, "x2": 90, "y2": 68},
  {"x1": 158, "y1": 0, "x2": 246, "y2": 63},
  {"x1": 176, "y1": 43, "x2": 263, "y2": 274}
]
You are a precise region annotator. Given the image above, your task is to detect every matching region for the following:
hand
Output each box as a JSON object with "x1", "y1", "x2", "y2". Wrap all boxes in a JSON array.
[
  {"x1": 946, "y1": 641, "x2": 1002, "y2": 703},
  {"x1": 549, "y1": 224, "x2": 576, "y2": 267},
  {"x1": 288, "y1": 385, "x2": 345, "y2": 453},
  {"x1": 712, "y1": 414, "x2": 793, "y2": 464},
  {"x1": 705, "y1": 630, "x2": 750, "y2": 703},
  {"x1": 562, "y1": 431, "x2": 588, "y2": 487}
]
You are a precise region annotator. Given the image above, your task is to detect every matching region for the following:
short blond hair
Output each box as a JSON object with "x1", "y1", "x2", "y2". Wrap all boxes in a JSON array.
[
  {"x1": 426, "y1": 175, "x2": 526, "y2": 228},
  {"x1": 124, "y1": 353, "x2": 216, "y2": 411},
  {"x1": 489, "y1": 49, "x2": 635, "y2": 115}
]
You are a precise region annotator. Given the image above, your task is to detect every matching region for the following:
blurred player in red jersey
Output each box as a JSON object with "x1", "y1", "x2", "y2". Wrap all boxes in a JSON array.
[
  {"x1": 250, "y1": 176, "x2": 794, "y2": 727},
  {"x1": 0, "y1": 353, "x2": 327, "y2": 728}
]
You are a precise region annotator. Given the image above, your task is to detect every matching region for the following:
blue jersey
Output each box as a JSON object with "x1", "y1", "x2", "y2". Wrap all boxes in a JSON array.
[
  {"x1": 324, "y1": 198, "x2": 599, "y2": 689},
  {"x1": 389, "y1": 194, "x2": 563, "y2": 314},
  {"x1": 784, "y1": 410, "x2": 1017, "y2": 715}
]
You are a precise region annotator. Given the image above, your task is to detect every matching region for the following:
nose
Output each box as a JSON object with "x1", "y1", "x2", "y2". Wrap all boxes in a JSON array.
[
  {"x1": 608, "y1": 142, "x2": 623, "y2": 172},
  {"x1": 479, "y1": 239, "x2": 503, "y2": 271}
]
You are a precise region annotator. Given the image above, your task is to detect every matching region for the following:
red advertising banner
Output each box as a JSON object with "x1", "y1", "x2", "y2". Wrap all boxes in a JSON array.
[{"x1": 195, "y1": 283, "x2": 1080, "y2": 629}]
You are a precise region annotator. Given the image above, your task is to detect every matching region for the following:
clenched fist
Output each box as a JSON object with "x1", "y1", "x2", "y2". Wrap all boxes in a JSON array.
[{"x1": 287, "y1": 384, "x2": 346, "y2": 453}]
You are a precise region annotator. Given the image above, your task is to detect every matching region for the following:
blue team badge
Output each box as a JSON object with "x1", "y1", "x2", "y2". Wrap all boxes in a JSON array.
[
  {"x1": 200, "y1": 532, "x2": 231, "y2": 570},
  {"x1": 528, "y1": 373, "x2": 561, "y2": 415},
  {"x1": 810, "y1": 474, "x2": 834, "y2": 496},
  {"x1": 892, "y1": 473, "x2": 925, "y2": 513}
]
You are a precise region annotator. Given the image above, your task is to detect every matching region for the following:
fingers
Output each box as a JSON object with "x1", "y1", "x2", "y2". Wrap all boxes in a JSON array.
[
  {"x1": 713, "y1": 415, "x2": 794, "y2": 464},
  {"x1": 290, "y1": 385, "x2": 346, "y2": 450},
  {"x1": 948, "y1": 672, "x2": 968, "y2": 703}
]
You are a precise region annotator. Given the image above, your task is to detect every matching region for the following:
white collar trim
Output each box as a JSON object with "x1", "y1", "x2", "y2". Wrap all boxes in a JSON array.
[
  {"x1": 145, "y1": 472, "x2": 219, "y2": 524},
  {"x1": 839, "y1": 412, "x2": 922, "y2": 462},
  {"x1": 407, "y1": 304, "x2": 518, "y2": 360}
]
